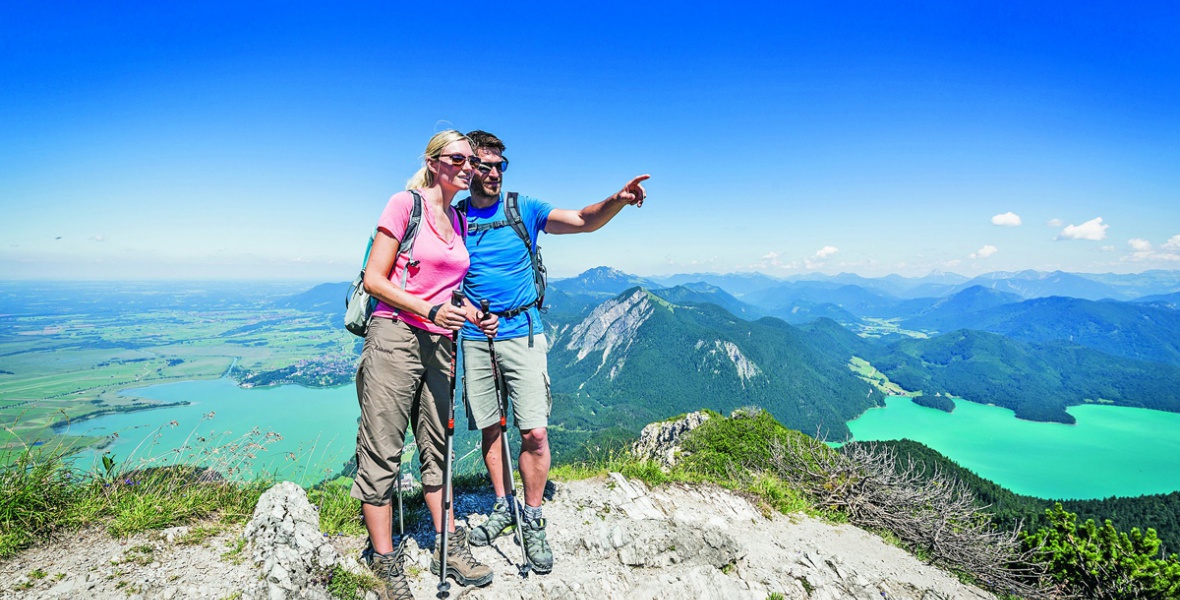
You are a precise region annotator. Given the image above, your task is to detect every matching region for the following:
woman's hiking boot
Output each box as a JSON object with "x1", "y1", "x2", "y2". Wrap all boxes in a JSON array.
[
  {"x1": 468, "y1": 499, "x2": 515, "y2": 546},
  {"x1": 365, "y1": 539, "x2": 415, "y2": 600},
  {"x1": 518, "y1": 517, "x2": 554, "y2": 574},
  {"x1": 430, "y1": 527, "x2": 494, "y2": 587}
]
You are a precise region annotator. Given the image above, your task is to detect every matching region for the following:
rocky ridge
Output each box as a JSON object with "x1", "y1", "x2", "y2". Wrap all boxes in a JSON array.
[{"x1": 1, "y1": 414, "x2": 994, "y2": 600}]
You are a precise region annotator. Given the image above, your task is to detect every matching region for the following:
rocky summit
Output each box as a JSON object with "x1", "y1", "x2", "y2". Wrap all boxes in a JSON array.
[{"x1": 1, "y1": 469, "x2": 992, "y2": 600}]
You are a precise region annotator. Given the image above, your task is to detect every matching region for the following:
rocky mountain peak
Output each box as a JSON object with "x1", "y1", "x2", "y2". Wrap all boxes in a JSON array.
[{"x1": 565, "y1": 288, "x2": 654, "y2": 363}]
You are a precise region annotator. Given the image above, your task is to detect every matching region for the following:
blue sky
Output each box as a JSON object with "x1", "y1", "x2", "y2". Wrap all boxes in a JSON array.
[{"x1": 2, "y1": 2, "x2": 1178, "y2": 281}]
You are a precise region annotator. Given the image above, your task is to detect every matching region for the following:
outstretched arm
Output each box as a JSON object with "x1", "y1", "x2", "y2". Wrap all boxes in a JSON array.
[{"x1": 544, "y1": 174, "x2": 649, "y2": 235}]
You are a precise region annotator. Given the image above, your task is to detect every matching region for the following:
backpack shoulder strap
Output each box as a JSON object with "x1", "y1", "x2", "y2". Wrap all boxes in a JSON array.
[
  {"x1": 455, "y1": 198, "x2": 468, "y2": 242},
  {"x1": 396, "y1": 190, "x2": 424, "y2": 291},
  {"x1": 504, "y1": 192, "x2": 532, "y2": 252},
  {"x1": 398, "y1": 190, "x2": 424, "y2": 255}
]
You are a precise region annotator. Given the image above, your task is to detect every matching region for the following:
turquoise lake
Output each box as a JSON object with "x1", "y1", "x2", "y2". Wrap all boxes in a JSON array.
[
  {"x1": 69, "y1": 381, "x2": 1180, "y2": 499},
  {"x1": 847, "y1": 396, "x2": 1180, "y2": 500},
  {"x1": 66, "y1": 378, "x2": 487, "y2": 486}
]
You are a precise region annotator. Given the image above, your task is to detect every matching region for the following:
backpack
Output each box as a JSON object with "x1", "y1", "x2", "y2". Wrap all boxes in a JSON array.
[
  {"x1": 457, "y1": 191, "x2": 547, "y2": 312},
  {"x1": 345, "y1": 190, "x2": 463, "y2": 337}
]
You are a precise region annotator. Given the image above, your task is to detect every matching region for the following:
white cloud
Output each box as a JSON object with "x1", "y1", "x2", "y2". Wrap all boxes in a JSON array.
[
  {"x1": 1101, "y1": 245, "x2": 1116, "y2": 252},
  {"x1": 969, "y1": 245, "x2": 998, "y2": 259},
  {"x1": 815, "y1": 246, "x2": 839, "y2": 258},
  {"x1": 1047, "y1": 218, "x2": 1063, "y2": 227},
  {"x1": 1056, "y1": 217, "x2": 1108, "y2": 241},
  {"x1": 90, "y1": 235, "x2": 107, "y2": 242},
  {"x1": 991, "y1": 212, "x2": 1022, "y2": 226},
  {"x1": 942, "y1": 259, "x2": 962, "y2": 267},
  {"x1": 1125, "y1": 236, "x2": 1180, "y2": 263},
  {"x1": 761, "y1": 251, "x2": 780, "y2": 261}
]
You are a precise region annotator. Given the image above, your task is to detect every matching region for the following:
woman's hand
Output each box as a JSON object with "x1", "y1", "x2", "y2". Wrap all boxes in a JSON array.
[{"x1": 431, "y1": 302, "x2": 467, "y2": 330}]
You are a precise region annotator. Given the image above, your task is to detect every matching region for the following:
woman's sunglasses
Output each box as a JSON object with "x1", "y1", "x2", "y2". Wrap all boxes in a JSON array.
[
  {"x1": 435, "y1": 154, "x2": 482, "y2": 167},
  {"x1": 475, "y1": 160, "x2": 509, "y2": 174}
]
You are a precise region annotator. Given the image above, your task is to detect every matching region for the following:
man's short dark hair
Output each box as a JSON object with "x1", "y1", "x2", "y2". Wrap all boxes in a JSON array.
[{"x1": 466, "y1": 130, "x2": 505, "y2": 154}]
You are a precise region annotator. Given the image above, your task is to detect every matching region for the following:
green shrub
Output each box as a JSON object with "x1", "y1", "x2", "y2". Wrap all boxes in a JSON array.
[
  {"x1": 677, "y1": 409, "x2": 834, "y2": 479},
  {"x1": 1024, "y1": 503, "x2": 1180, "y2": 599}
]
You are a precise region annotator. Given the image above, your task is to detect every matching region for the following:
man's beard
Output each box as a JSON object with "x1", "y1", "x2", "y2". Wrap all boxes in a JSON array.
[{"x1": 474, "y1": 179, "x2": 500, "y2": 198}]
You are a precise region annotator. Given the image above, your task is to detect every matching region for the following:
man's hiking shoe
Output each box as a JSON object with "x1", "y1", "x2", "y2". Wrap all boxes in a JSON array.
[
  {"x1": 365, "y1": 540, "x2": 414, "y2": 600},
  {"x1": 469, "y1": 499, "x2": 515, "y2": 546},
  {"x1": 430, "y1": 527, "x2": 493, "y2": 587},
  {"x1": 518, "y1": 517, "x2": 554, "y2": 574}
]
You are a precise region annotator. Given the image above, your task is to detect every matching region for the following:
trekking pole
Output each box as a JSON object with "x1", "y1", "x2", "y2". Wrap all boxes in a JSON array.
[
  {"x1": 437, "y1": 290, "x2": 464, "y2": 598},
  {"x1": 396, "y1": 448, "x2": 404, "y2": 540},
  {"x1": 481, "y1": 299, "x2": 531, "y2": 578}
]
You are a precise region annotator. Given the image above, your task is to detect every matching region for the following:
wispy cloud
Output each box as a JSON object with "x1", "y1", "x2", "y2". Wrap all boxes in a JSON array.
[
  {"x1": 1047, "y1": 218, "x2": 1063, "y2": 227},
  {"x1": 815, "y1": 246, "x2": 839, "y2": 259},
  {"x1": 969, "y1": 245, "x2": 998, "y2": 259},
  {"x1": 991, "y1": 212, "x2": 1021, "y2": 226},
  {"x1": 1125, "y1": 236, "x2": 1180, "y2": 263},
  {"x1": 1056, "y1": 217, "x2": 1108, "y2": 241}
]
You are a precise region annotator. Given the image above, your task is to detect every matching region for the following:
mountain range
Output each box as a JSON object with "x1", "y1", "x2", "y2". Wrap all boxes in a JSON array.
[{"x1": 274, "y1": 266, "x2": 1180, "y2": 441}]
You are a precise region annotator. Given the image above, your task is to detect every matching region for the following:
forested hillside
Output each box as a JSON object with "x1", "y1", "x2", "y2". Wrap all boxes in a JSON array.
[
  {"x1": 904, "y1": 296, "x2": 1180, "y2": 366},
  {"x1": 864, "y1": 439, "x2": 1180, "y2": 554},
  {"x1": 871, "y1": 329, "x2": 1180, "y2": 422},
  {"x1": 545, "y1": 288, "x2": 883, "y2": 441}
]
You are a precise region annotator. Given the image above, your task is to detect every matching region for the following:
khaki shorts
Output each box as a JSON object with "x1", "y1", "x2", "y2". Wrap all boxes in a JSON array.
[
  {"x1": 351, "y1": 318, "x2": 454, "y2": 505},
  {"x1": 462, "y1": 334, "x2": 551, "y2": 432}
]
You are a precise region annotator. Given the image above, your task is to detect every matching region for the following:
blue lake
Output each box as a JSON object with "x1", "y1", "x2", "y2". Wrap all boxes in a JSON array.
[
  {"x1": 847, "y1": 396, "x2": 1180, "y2": 500},
  {"x1": 66, "y1": 378, "x2": 486, "y2": 486}
]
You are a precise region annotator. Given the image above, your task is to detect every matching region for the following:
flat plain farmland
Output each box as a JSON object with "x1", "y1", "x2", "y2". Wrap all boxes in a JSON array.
[{"x1": 0, "y1": 306, "x2": 358, "y2": 446}]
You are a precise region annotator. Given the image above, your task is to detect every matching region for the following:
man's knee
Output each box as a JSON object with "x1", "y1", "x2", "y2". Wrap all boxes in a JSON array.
[
  {"x1": 520, "y1": 427, "x2": 548, "y2": 454},
  {"x1": 481, "y1": 426, "x2": 500, "y2": 446}
]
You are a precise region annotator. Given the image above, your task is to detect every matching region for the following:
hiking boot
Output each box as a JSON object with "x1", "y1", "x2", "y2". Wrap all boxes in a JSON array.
[
  {"x1": 430, "y1": 527, "x2": 493, "y2": 587},
  {"x1": 519, "y1": 517, "x2": 554, "y2": 574},
  {"x1": 468, "y1": 499, "x2": 516, "y2": 546},
  {"x1": 364, "y1": 539, "x2": 415, "y2": 600}
]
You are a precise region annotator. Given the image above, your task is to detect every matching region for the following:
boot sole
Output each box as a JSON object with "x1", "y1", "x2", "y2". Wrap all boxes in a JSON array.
[
  {"x1": 528, "y1": 560, "x2": 553, "y2": 575},
  {"x1": 512, "y1": 537, "x2": 554, "y2": 574},
  {"x1": 430, "y1": 560, "x2": 494, "y2": 587}
]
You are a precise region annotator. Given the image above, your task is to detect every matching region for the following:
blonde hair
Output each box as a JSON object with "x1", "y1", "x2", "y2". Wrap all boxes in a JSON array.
[{"x1": 406, "y1": 129, "x2": 472, "y2": 190}]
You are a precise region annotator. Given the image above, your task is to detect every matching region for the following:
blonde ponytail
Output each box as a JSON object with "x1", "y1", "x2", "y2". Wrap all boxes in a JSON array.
[{"x1": 405, "y1": 129, "x2": 470, "y2": 190}]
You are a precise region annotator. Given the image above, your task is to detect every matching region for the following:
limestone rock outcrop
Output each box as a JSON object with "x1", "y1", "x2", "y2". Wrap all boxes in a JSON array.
[
  {"x1": 631, "y1": 411, "x2": 711, "y2": 469},
  {"x1": 242, "y1": 481, "x2": 362, "y2": 600}
]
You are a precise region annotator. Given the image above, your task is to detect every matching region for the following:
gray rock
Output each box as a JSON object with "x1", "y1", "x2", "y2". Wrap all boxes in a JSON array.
[
  {"x1": 242, "y1": 481, "x2": 339, "y2": 600},
  {"x1": 631, "y1": 411, "x2": 710, "y2": 469}
]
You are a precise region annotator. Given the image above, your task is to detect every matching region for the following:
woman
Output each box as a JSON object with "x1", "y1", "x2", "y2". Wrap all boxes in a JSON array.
[{"x1": 351, "y1": 130, "x2": 496, "y2": 597}]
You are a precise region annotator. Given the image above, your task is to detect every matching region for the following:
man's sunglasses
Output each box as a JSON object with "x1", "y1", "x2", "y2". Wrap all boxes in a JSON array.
[
  {"x1": 475, "y1": 159, "x2": 509, "y2": 174},
  {"x1": 435, "y1": 154, "x2": 482, "y2": 167}
]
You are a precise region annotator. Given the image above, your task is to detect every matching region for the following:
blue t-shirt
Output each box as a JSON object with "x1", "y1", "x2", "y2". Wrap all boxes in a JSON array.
[{"x1": 458, "y1": 193, "x2": 553, "y2": 341}]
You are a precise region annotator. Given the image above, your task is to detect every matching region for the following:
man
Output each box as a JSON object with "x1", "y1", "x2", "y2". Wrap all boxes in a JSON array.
[{"x1": 458, "y1": 130, "x2": 647, "y2": 574}]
